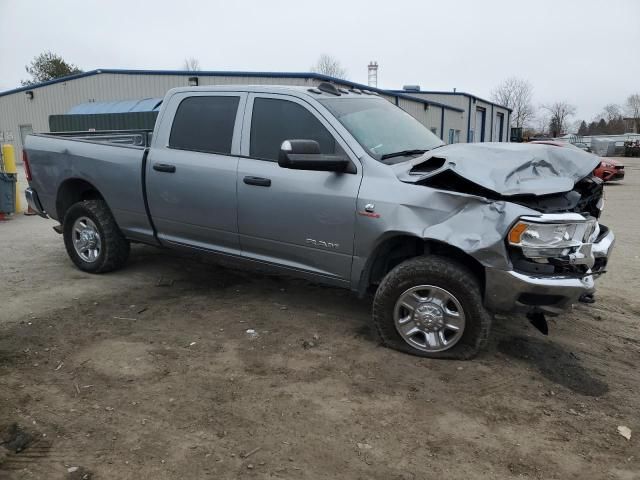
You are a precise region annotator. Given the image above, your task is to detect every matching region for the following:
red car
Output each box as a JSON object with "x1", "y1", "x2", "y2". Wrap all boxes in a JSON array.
[{"x1": 530, "y1": 140, "x2": 625, "y2": 182}]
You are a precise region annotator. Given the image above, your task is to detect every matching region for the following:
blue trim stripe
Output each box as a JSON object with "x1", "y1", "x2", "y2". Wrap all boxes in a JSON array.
[
  {"x1": 0, "y1": 68, "x2": 464, "y2": 112},
  {"x1": 388, "y1": 89, "x2": 512, "y2": 113}
]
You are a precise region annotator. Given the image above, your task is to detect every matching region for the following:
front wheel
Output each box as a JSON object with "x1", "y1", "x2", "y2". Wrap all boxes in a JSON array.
[
  {"x1": 372, "y1": 255, "x2": 492, "y2": 360},
  {"x1": 63, "y1": 200, "x2": 130, "y2": 273}
]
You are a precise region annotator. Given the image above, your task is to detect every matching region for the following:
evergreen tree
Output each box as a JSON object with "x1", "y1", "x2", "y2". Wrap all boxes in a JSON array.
[{"x1": 577, "y1": 120, "x2": 588, "y2": 136}]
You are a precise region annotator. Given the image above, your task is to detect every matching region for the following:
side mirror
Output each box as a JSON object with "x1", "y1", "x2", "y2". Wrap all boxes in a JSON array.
[{"x1": 278, "y1": 139, "x2": 350, "y2": 172}]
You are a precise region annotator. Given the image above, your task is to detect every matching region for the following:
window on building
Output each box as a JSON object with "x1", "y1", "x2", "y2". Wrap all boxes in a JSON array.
[
  {"x1": 250, "y1": 98, "x2": 338, "y2": 161},
  {"x1": 169, "y1": 96, "x2": 239, "y2": 154},
  {"x1": 448, "y1": 129, "x2": 461, "y2": 144}
]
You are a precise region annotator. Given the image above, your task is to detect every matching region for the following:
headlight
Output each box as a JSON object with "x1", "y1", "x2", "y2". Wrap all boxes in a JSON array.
[{"x1": 508, "y1": 217, "x2": 595, "y2": 259}]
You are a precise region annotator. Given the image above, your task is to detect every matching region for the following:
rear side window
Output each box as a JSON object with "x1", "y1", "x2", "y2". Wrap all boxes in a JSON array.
[
  {"x1": 250, "y1": 98, "x2": 338, "y2": 161},
  {"x1": 169, "y1": 96, "x2": 239, "y2": 154}
]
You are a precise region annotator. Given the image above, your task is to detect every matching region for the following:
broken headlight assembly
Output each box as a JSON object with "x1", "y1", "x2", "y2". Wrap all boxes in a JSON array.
[{"x1": 508, "y1": 215, "x2": 598, "y2": 260}]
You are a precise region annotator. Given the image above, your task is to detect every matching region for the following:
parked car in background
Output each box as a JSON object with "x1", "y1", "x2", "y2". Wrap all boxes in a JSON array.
[
  {"x1": 23, "y1": 84, "x2": 615, "y2": 360},
  {"x1": 594, "y1": 157, "x2": 625, "y2": 182},
  {"x1": 530, "y1": 140, "x2": 625, "y2": 182},
  {"x1": 572, "y1": 141, "x2": 591, "y2": 153}
]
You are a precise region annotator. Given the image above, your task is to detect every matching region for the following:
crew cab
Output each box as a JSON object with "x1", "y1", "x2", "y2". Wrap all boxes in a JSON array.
[{"x1": 23, "y1": 83, "x2": 615, "y2": 359}]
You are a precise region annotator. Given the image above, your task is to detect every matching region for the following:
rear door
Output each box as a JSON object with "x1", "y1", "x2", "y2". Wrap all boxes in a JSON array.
[
  {"x1": 146, "y1": 92, "x2": 247, "y2": 254},
  {"x1": 237, "y1": 94, "x2": 362, "y2": 283}
]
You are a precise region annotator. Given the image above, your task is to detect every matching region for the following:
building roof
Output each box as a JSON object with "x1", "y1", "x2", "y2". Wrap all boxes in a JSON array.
[
  {"x1": 66, "y1": 97, "x2": 163, "y2": 114},
  {"x1": 1, "y1": 69, "x2": 464, "y2": 113},
  {"x1": 388, "y1": 89, "x2": 512, "y2": 112}
]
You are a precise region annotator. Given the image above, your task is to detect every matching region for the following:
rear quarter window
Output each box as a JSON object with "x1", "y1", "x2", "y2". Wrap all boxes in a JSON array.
[{"x1": 169, "y1": 96, "x2": 239, "y2": 154}]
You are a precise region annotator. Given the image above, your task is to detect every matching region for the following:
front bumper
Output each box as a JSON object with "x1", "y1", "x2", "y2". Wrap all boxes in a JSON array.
[
  {"x1": 610, "y1": 169, "x2": 625, "y2": 181},
  {"x1": 25, "y1": 187, "x2": 48, "y2": 218},
  {"x1": 484, "y1": 226, "x2": 614, "y2": 315},
  {"x1": 602, "y1": 169, "x2": 625, "y2": 182}
]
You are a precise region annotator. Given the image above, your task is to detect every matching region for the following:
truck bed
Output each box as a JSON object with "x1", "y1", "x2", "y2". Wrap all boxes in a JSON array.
[
  {"x1": 47, "y1": 129, "x2": 153, "y2": 147},
  {"x1": 25, "y1": 132, "x2": 156, "y2": 243}
]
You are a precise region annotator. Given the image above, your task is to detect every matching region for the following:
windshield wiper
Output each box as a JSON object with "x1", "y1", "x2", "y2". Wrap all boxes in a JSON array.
[{"x1": 380, "y1": 149, "x2": 428, "y2": 161}]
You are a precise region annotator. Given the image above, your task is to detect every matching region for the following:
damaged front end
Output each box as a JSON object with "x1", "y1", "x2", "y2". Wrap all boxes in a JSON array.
[
  {"x1": 394, "y1": 143, "x2": 615, "y2": 317},
  {"x1": 504, "y1": 176, "x2": 608, "y2": 279}
]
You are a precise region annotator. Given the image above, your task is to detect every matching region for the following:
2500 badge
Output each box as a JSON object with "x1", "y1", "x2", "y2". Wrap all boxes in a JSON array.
[{"x1": 306, "y1": 238, "x2": 340, "y2": 250}]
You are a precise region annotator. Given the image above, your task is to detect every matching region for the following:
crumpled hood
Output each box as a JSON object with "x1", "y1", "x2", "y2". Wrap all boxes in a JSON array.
[{"x1": 394, "y1": 142, "x2": 600, "y2": 196}]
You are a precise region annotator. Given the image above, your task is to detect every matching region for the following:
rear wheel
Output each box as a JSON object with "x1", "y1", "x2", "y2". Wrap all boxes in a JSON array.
[
  {"x1": 63, "y1": 200, "x2": 130, "y2": 273},
  {"x1": 372, "y1": 255, "x2": 492, "y2": 360}
]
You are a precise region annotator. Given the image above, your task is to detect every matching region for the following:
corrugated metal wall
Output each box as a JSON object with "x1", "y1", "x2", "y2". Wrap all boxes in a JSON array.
[
  {"x1": 397, "y1": 97, "x2": 441, "y2": 135},
  {"x1": 399, "y1": 92, "x2": 510, "y2": 143},
  {"x1": 0, "y1": 72, "x2": 492, "y2": 154}
]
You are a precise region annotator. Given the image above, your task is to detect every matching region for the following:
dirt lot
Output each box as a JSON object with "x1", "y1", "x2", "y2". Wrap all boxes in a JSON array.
[{"x1": 1, "y1": 160, "x2": 639, "y2": 480}]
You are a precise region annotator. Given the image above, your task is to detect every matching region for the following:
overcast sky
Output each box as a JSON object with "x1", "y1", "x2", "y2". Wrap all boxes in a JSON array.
[{"x1": 1, "y1": 0, "x2": 638, "y2": 122}]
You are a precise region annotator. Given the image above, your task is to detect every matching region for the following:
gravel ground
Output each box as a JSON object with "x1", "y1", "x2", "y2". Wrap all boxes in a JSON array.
[{"x1": 1, "y1": 159, "x2": 639, "y2": 479}]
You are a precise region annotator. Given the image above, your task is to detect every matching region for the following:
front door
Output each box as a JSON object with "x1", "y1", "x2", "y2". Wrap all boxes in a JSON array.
[
  {"x1": 475, "y1": 108, "x2": 486, "y2": 142},
  {"x1": 237, "y1": 94, "x2": 362, "y2": 282},
  {"x1": 495, "y1": 112, "x2": 504, "y2": 142},
  {"x1": 146, "y1": 92, "x2": 247, "y2": 254}
]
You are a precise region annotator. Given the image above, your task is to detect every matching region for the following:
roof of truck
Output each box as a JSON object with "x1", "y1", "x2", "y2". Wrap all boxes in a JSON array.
[{"x1": 165, "y1": 83, "x2": 383, "y2": 97}]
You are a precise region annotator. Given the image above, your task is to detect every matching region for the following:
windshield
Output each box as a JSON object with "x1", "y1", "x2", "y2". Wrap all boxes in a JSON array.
[{"x1": 318, "y1": 97, "x2": 444, "y2": 162}]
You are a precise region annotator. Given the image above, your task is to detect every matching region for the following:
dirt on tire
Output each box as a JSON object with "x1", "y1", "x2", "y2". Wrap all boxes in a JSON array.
[{"x1": 372, "y1": 255, "x2": 491, "y2": 360}]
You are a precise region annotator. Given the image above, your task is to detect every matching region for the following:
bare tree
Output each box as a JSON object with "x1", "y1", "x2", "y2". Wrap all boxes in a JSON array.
[
  {"x1": 534, "y1": 112, "x2": 549, "y2": 136},
  {"x1": 182, "y1": 57, "x2": 201, "y2": 71},
  {"x1": 541, "y1": 101, "x2": 576, "y2": 137},
  {"x1": 626, "y1": 93, "x2": 640, "y2": 133},
  {"x1": 601, "y1": 103, "x2": 621, "y2": 123},
  {"x1": 310, "y1": 54, "x2": 347, "y2": 79},
  {"x1": 490, "y1": 77, "x2": 535, "y2": 129}
]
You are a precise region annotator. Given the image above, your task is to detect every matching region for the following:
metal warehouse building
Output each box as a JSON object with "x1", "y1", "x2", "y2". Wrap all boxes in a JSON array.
[
  {"x1": 0, "y1": 69, "x2": 510, "y2": 155},
  {"x1": 390, "y1": 88, "x2": 511, "y2": 144}
]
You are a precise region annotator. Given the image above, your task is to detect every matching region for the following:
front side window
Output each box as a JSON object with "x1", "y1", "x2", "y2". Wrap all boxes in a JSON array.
[
  {"x1": 169, "y1": 96, "x2": 239, "y2": 154},
  {"x1": 250, "y1": 98, "x2": 338, "y2": 161},
  {"x1": 319, "y1": 97, "x2": 443, "y2": 162}
]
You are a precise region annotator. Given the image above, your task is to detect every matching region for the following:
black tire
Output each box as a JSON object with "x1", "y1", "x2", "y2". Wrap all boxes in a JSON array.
[
  {"x1": 372, "y1": 255, "x2": 492, "y2": 360},
  {"x1": 63, "y1": 200, "x2": 130, "y2": 273}
]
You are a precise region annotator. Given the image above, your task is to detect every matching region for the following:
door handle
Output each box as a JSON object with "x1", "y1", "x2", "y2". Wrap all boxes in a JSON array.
[
  {"x1": 153, "y1": 163, "x2": 176, "y2": 173},
  {"x1": 243, "y1": 176, "x2": 271, "y2": 187}
]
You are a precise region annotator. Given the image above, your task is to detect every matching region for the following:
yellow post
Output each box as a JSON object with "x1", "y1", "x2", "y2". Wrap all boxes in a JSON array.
[
  {"x1": 1, "y1": 144, "x2": 21, "y2": 212},
  {"x1": 1, "y1": 144, "x2": 17, "y2": 173}
]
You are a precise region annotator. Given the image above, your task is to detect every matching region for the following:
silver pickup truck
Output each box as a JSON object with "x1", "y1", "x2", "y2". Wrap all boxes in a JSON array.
[{"x1": 24, "y1": 83, "x2": 615, "y2": 359}]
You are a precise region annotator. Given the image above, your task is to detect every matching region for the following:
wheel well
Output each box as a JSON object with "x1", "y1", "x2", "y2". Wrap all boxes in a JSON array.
[
  {"x1": 56, "y1": 179, "x2": 104, "y2": 221},
  {"x1": 363, "y1": 235, "x2": 486, "y2": 295}
]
